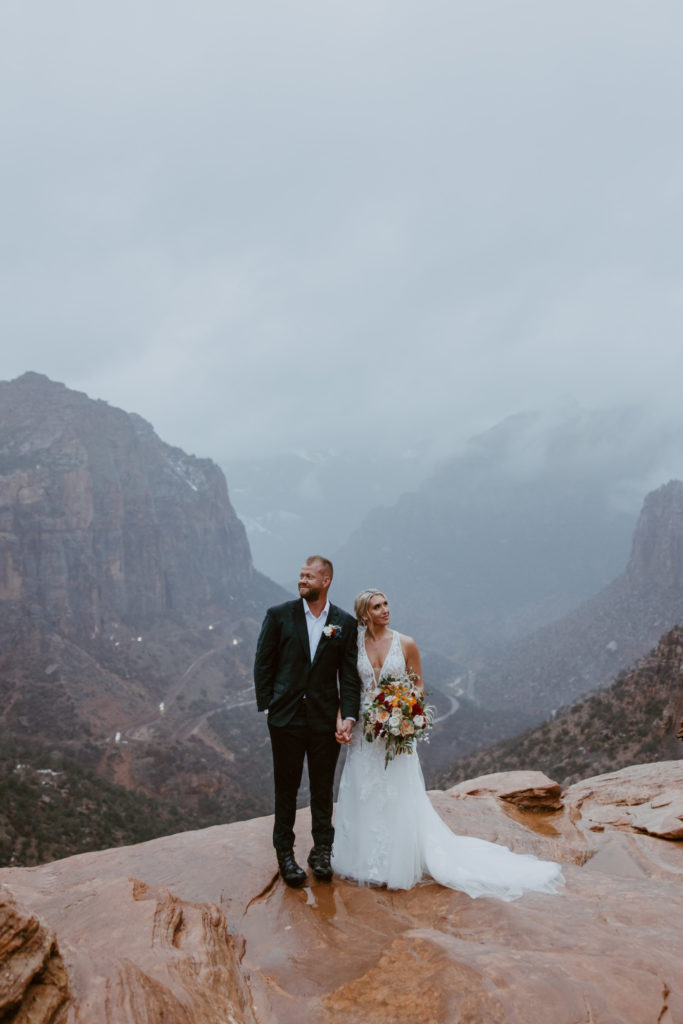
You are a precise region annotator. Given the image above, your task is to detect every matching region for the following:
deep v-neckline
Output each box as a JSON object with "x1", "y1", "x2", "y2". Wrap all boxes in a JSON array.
[{"x1": 364, "y1": 629, "x2": 396, "y2": 684}]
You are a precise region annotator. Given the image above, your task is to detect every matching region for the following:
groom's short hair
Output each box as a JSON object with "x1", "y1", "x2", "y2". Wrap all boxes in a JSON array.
[{"x1": 305, "y1": 555, "x2": 333, "y2": 580}]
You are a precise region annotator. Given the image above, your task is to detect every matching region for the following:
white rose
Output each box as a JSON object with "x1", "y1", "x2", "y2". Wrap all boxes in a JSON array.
[
  {"x1": 413, "y1": 715, "x2": 425, "y2": 728},
  {"x1": 388, "y1": 714, "x2": 402, "y2": 734}
]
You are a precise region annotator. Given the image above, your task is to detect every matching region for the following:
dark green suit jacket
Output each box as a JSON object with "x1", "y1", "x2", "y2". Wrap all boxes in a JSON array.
[{"x1": 254, "y1": 600, "x2": 361, "y2": 731}]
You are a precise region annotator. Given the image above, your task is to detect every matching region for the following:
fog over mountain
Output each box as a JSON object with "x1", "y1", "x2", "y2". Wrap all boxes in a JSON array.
[
  {"x1": 2, "y1": 2, "x2": 683, "y2": 465},
  {"x1": 224, "y1": 445, "x2": 437, "y2": 586},
  {"x1": 228, "y1": 406, "x2": 683, "y2": 636}
]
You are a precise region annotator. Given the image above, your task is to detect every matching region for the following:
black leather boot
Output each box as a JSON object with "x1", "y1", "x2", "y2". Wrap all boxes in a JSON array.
[
  {"x1": 307, "y1": 844, "x2": 333, "y2": 882},
  {"x1": 277, "y1": 850, "x2": 307, "y2": 888}
]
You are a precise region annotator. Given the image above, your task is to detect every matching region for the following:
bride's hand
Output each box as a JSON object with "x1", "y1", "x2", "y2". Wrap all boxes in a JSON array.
[
  {"x1": 336, "y1": 713, "x2": 354, "y2": 744},
  {"x1": 335, "y1": 711, "x2": 345, "y2": 744}
]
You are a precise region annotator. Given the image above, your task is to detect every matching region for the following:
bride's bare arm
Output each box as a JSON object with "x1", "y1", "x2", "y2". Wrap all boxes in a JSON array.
[{"x1": 400, "y1": 635, "x2": 424, "y2": 695}]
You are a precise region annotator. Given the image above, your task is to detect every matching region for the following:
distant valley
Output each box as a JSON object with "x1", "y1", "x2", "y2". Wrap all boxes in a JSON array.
[
  {"x1": 2, "y1": 373, "x2": 683, "y2": 867},
  {"x1": 440, "y1": 624, "x2": 683, "y2": 789}
]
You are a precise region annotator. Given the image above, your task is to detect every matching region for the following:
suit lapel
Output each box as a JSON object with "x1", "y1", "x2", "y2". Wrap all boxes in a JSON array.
[{"x1": 293, "y1": 600, "x2": 311, "y2": 661}]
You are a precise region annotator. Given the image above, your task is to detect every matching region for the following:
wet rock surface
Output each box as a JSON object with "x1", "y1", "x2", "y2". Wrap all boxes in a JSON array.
[{"x1": 0, "y1": 762, "x2": 681, "y2": 1023}]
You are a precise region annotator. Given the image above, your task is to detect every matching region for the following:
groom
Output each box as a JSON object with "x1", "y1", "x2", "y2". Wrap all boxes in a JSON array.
[{"x1": 254, "y1": 556, "x2": 361, "y2": 886}]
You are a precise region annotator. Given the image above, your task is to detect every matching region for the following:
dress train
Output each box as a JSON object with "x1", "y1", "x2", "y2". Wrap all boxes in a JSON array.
[{"x1": 332, "y1": 629, "x2": 565, "y2": 899}]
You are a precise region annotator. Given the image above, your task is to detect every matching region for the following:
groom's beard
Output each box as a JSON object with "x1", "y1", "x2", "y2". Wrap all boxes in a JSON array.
[{"x1": 298, "y1": 584, "x2": 321, "y2": 601}]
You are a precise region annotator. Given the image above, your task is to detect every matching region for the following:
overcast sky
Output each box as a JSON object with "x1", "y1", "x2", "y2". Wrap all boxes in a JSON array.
[{"x1": 2, "y1": 1, "x2": 682, "y2": 462}]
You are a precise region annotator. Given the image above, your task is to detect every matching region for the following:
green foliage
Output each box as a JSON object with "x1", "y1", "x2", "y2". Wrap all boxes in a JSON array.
[{"x1": 0, "y1": 741, "x2": 188, "y2": 868}]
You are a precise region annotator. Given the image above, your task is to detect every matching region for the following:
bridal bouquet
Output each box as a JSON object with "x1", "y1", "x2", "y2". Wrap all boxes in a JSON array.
[{"x1": 363, "y1": 673, "x2": 435, "y2": 769}]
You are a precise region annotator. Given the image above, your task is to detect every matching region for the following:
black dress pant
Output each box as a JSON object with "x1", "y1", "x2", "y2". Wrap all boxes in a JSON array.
[{"x1": 268, "y1": 707, "x2": 341, "y2": 853}]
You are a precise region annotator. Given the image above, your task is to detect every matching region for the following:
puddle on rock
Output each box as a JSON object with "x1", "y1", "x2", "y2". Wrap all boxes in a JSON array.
[{"x1": 501, "y1": 803, "x2": 563, "y2": 837}]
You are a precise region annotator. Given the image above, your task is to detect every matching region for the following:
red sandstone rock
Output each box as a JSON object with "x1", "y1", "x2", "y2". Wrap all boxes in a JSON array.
[
  {"x1": 449, "y1": 769, "x2": 564, "y2": 810},
  {"x1": 0, "y1": 762, "x2": 681, "y2": 1023},
  {"x1": 563, "y1": 760, "x2": 683, "y2": 840},
  {"x1": 0, "y1": 886, "x2": 69, "y2": 1023}
]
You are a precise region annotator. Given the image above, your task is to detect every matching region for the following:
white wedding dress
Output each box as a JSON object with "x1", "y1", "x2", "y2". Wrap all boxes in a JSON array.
[{"x1": 332, "y1": 629, "x2": 565, "y2": 899}]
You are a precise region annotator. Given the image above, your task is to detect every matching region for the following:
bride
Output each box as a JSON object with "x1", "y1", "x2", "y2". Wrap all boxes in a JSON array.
[{"x1": 331, "y1": 589, "x2": 565, "y2": 899}]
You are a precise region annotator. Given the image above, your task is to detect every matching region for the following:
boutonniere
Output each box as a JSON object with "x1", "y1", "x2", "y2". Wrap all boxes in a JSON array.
[{"x1": 323, "y1": 624, "x2": 342, "y2": 638}]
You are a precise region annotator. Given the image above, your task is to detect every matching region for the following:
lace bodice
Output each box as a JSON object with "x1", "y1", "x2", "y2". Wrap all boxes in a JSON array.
[{"x1": 358, "y1": 628, "x2": 405, "y2": 693}]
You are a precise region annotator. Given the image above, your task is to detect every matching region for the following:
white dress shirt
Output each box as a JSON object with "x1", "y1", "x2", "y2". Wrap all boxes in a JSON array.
[{"x1": 304, "y1": 597, "x2": 330, "y2": 661}]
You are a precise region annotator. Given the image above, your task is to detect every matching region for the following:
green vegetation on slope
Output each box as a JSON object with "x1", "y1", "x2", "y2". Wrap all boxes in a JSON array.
[
  {"x1": 0, "y1": 738, "x2": 193, "y2": 867},
  {"x1": 440, "y1": 626, "x2": 683, "y2": 789}
]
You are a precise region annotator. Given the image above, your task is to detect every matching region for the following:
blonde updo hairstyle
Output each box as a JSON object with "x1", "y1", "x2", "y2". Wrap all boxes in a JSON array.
[{"x1": 354, "y1": 588, "x2": 387, "y2": 627}]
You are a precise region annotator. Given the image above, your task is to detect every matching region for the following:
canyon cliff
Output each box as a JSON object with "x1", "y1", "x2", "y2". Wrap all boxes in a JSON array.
[
  {"x1": 0, "y1": 371, "x2": 260, "y2": 635},
  {"x1": 4, "y1": 373, "x2": 683, "y2": 869},
  {"x1": 416, "y1": 480, "x2": 683, "y2": 779},
  {"x1": 0, "y1": 373, "x2": 287, "y2": 864},
  {"x1": 473, "y1": 480, "x2": 683, "y2": 718}
]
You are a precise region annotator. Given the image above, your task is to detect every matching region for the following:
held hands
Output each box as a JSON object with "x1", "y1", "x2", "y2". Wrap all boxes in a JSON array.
[{"x1": 335, "y1": 713, "x2": 354, "y2": 745}]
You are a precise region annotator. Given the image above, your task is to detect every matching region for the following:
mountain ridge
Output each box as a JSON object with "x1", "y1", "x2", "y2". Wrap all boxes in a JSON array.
[
  {"x1": 0, "y1": 372, "x2": 288, "y2": 861},
  {"x1": 472, "y1": 480, "x2": 683, "y2": 718},
  {"x1": 440, "y1": 624, "x2": 683, "y2": 789},
  {"x1": 331, "y1": 408, "x2": 655, "y2": 657}
]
